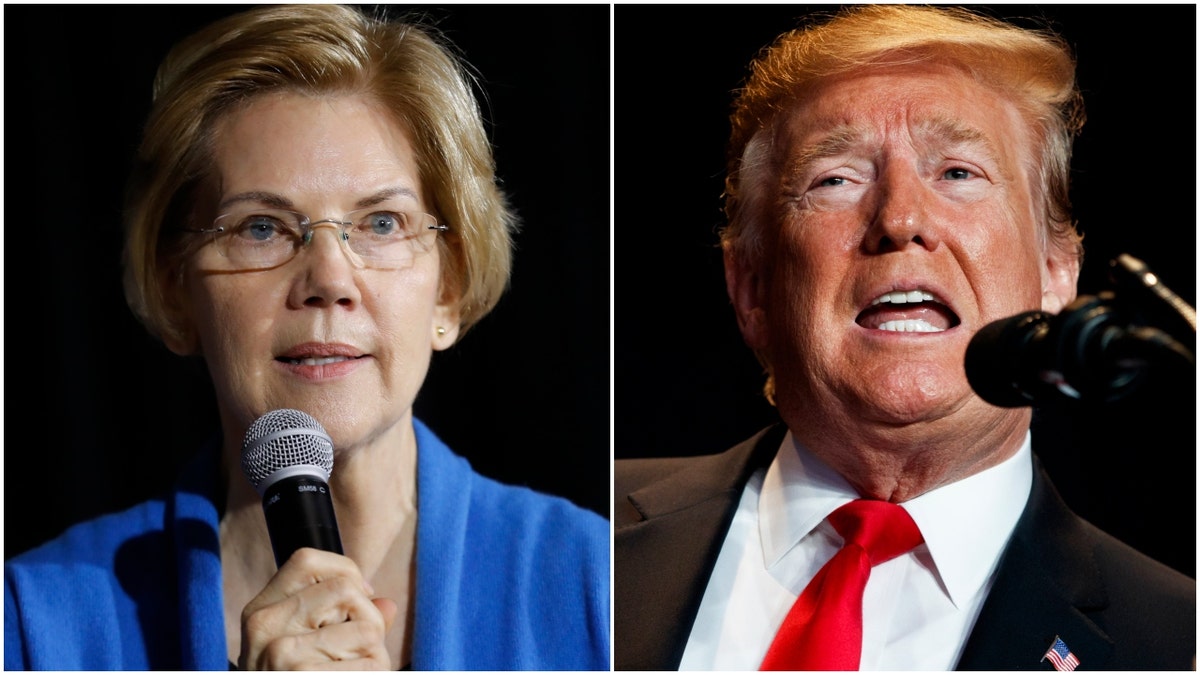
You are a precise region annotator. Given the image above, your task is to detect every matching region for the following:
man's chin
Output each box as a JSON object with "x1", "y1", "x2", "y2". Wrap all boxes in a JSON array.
[
  {"x1": 781, "y1": 382, "x2": 972, "y2": 432},
  {"x1": 849, "y1": 392, "x2": 1031, "y2": 441},
  {"x1": 852, "y1": 399, "x2": 961, "y2": 430}
]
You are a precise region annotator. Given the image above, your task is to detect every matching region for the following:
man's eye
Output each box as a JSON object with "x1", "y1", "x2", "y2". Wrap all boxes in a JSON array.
[
  {"x1": 817, "y1": 176, "x2": 849, "y2": 187},
  {"x1": 943, "y1": 167, "x2": 973, "y2": 180}
]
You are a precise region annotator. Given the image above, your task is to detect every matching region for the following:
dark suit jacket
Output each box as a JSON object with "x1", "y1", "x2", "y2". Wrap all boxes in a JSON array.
[{"x1": 615, "y1": 424, "x2": 1196, "y2": 670}]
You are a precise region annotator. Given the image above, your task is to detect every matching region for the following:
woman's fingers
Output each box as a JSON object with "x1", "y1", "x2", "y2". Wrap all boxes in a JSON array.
[
  {"x1": 255, "y1": 616, "x2": 391, "y2": 670},
  {"x1": 372, "y1": 597, "x2": 399, "y2": 632},
  {"x1": 245, "y1": 548, "x2": 371, "y2": 609},
  {"x1": 239, "y1": 548, "x2": 392, "y2": 670}
]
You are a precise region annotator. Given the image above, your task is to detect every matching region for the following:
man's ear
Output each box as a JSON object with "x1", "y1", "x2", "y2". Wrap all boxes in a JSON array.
[
  {"x1": 1040, "y1": 242, "x2": 1081, "y2": 314},
  {"x1": 724, "y1": 247, "x2": 770, "y2": 354}
]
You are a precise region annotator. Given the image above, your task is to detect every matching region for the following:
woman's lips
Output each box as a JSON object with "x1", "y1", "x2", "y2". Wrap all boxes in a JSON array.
[
  {"x1": 278, "y1": 354, "x2": 358, "y2": 366},
  {"x1": 274, "y1": 354, "x2": 369, "y2": 379},
  {"x1": 275, "y1": 343, "x2": 368, "y2": 379}
]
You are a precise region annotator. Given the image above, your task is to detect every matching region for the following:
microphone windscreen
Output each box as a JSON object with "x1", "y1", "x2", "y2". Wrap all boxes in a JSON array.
[
  {"x1": 964, "y1": 311, "x2": 1051, "y2": 408},
  {"x1": 241, "y1": 409, "x2": 334, "y2": 492}
]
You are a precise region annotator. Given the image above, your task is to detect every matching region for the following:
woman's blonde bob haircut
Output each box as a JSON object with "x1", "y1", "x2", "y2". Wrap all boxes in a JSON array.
[
  {"x1": 123, "y1": 4, "x2": 516, "y2": 350},
  {"x1": 719, "y1": 5, "x2": 1087, "y2": 403},
  {"x1": 722, "y1": 5, "x2": 1086, "y2": 269}
]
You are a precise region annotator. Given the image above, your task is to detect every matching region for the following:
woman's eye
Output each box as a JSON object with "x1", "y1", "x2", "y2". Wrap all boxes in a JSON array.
[
  {"x1": 238, "y1": 216, "x2": 286, "y2": 241},
  {"x1": 364, "y1": 212, "x2": 403, "y2": 235}
]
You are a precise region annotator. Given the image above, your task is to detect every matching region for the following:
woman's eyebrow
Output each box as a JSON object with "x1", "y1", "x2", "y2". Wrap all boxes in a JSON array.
[
  {"x1": 354, "y1": 186, "x2": 419, "y2": 209},
  {"x1": 215, "y1": 186, "x2": 421, "y2": 212},
  {"x1": 218, "y1": 191, "x2": 294, "y2": 211}
]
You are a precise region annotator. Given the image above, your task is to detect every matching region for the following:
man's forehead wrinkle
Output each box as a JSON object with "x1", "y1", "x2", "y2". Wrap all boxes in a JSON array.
[{"x1": 778, "y1": 105, "x2": 1011, "y2": 177}]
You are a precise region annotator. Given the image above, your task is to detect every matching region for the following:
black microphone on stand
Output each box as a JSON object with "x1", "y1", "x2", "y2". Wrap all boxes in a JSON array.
[
  {"x1": 965, "y1": 254, "x2": 1195, "y2": 408},
  {"x1": 241, "y1": 408, "x2": 344, "y2": 567}
]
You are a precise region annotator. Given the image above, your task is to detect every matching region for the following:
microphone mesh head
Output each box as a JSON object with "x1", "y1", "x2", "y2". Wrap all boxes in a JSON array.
[{"x1": 241, "y1": 409, "x2": 334, "y2": 490}]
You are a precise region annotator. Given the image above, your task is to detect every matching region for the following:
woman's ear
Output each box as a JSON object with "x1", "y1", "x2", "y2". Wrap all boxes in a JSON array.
[
  {"x1": 432, "y1": 271, "x2": 463, "y2": 351},
  {"x1": 432, "y1": 314, "x2": 460, "y2": 350},
  {"x1": 158, "y1": 264, "x2": 201, "y2": 356},
  {"x1": 432, "y1": 288, "x2": 463, "y2": 350}
]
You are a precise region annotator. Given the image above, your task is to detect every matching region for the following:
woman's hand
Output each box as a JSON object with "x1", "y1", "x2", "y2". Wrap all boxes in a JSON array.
[{"x1": 238, "y1": 547, "x2": 398, "y2": 670}]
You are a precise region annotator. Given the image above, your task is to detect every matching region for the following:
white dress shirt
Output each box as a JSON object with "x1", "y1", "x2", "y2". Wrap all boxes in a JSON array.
[{"x1": 679, "y1": 430, "x2": 1033, "y2": 670}]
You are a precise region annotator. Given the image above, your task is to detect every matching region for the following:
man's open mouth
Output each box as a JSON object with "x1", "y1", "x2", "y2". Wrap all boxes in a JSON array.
[{"x1": 855, "y1": 289, "x2": 961, "y2": 332}]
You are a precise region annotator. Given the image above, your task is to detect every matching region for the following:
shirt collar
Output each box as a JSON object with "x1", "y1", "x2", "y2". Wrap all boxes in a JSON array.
[{"x1": 758, "y1": 430, "x2": 1033, "y2": 608}]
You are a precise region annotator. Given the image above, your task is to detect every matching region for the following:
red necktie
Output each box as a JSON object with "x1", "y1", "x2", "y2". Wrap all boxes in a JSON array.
[{"x1": 760, "y1": 499, "x2": 924, "y2": 671}]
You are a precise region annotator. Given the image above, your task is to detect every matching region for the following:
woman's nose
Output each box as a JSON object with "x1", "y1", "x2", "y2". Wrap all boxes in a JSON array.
[{"x1": 288, "y1": 222, "x2": 363, "y2": 308}]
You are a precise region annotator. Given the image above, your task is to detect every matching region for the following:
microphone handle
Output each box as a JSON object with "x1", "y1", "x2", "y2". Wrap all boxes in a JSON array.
[{"x1": 262, "y1": 474, "x2": 344, "y2": 568}]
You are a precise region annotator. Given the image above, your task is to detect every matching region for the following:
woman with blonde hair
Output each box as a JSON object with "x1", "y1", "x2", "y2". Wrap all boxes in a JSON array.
[{"x1": 5, "y1": 5, "x2": 609, "y2": 670}]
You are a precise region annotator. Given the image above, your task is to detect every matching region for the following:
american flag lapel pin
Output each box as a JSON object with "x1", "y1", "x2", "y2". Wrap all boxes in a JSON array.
[{"x1": 1042, "y1": 636, "x2": 1081, "y2": 671}]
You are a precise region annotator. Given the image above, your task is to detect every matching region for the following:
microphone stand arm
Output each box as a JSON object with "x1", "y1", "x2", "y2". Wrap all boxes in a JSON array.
[
  {"x1": 1109, "y1": 253, "x2": 1196, "y2": 350},
  {"x1": 1064, "y1": 254, "x2": 1197, "y2": 403}
]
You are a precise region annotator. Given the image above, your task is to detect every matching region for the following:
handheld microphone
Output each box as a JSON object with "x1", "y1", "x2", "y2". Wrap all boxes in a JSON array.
[{"x1": 241, "y1": 408, "x2": 344, "y2": 567}]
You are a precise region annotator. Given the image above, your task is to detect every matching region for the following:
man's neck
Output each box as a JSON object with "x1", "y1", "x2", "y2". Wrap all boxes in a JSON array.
[{"x1": 791, "y1": 409, "x2": 1031, "y2": 502}]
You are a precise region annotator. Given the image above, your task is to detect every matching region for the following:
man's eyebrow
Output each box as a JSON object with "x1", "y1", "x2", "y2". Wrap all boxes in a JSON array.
[
  {"x1": 919, "y1": 115, "x2": 1013, "y2": 179},
  {"x1": 788, "y1": 124, "x2": 864, "y2": 173},
  {"x1": 784, "y1": 116, "x2": 1006, "y2": 173},
  {"x1": 919, "y1": 115, "x2": 999, "y2": 157}
]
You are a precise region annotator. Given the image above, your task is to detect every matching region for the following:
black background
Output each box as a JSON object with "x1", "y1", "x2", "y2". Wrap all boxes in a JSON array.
[
  {"x1": 614, "y1": 5, "x2": 1196, "y2": 577},
  {"x1": 4, "y1": 4, "x2": 1198, "y2": 581},
  {"x1": 4, "y1": 4, "x2": 611, "y2": 559}
]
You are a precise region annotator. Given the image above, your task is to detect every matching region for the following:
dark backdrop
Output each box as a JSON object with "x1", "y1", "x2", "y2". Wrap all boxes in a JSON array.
[
  {"x1": 4, "y1": 4, "x2": 611, "y2": 559},
  {"x1": 614, "y1": 5, "x2": 1196, "y2": 577}
]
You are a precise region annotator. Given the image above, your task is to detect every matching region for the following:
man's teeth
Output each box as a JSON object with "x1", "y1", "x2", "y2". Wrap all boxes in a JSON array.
[
  {"x1": 877, "y1": 319, "x2": 944, "y2": 333},
  {"x1": 871, "y1": 290, "x2": 934, "y2": 305},
  {"x1": 288, "y1": 355, "x2": 352, "y2": 366},
  {"x1": 862, "y1": 289, "x2": 953, "y2": 332}
]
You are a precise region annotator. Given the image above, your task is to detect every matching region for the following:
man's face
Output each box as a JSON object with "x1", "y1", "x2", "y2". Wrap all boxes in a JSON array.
[{"x1": 730, "y1": 62, "x2": 1078, "y2": 435}]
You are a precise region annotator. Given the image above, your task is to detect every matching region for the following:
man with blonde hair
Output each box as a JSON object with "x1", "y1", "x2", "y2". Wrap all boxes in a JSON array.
[{"x1": 615, "y1": 5, "x2": 1195, "y2": 670}]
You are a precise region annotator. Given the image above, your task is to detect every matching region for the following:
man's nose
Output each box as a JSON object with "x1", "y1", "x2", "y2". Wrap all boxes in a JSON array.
[{"x1": 863, "y1": 168, "x2": 942, "y2": 254}]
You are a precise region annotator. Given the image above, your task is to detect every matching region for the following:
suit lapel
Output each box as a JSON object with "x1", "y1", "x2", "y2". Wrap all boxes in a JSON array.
[
  {"x1": 956, "y1": 459, "x2": 1114, "y2": 670},
  {"x1": 614, "y1": 425, "x2": 784, "y2": 670},
  {"x1": 616, "y1": 431, "x2": 1119, "y2": 670}
]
